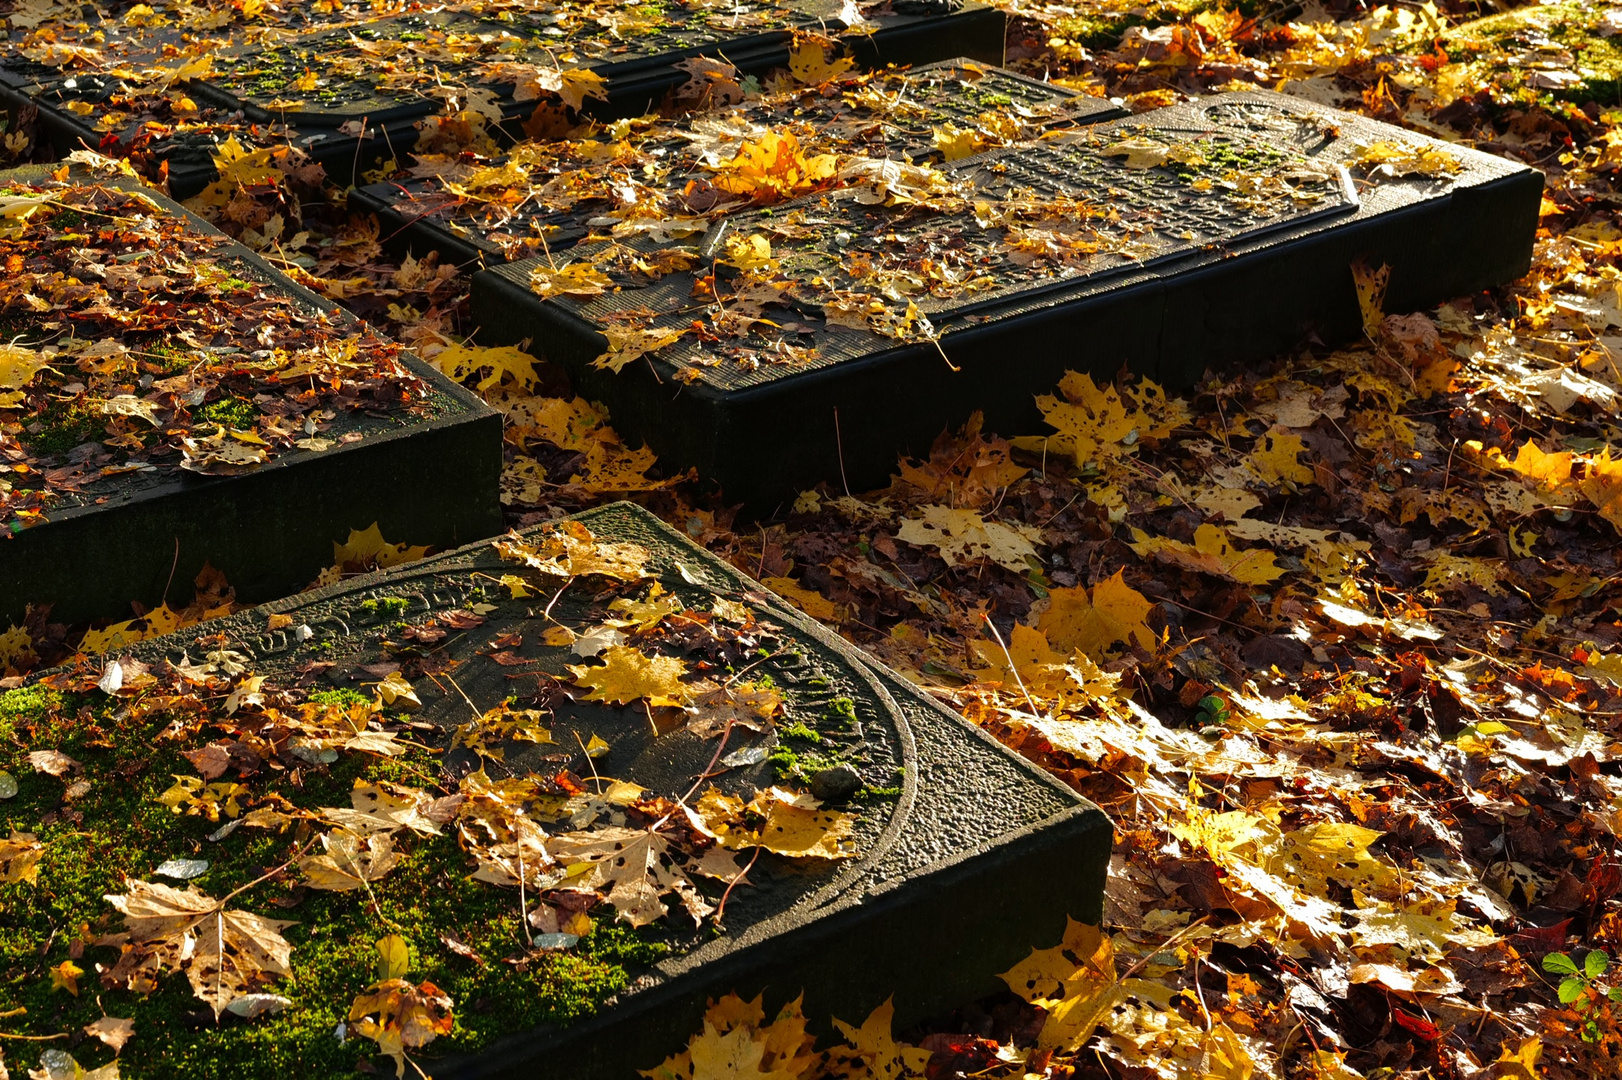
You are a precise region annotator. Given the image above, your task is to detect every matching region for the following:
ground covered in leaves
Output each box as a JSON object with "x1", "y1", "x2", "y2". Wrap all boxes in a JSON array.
[{"x1": 7, "y1": 0, "x2": 1622, "y2": 1078}]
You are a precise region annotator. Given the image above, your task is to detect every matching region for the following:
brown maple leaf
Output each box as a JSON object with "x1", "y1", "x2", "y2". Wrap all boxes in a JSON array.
[{"x1": 99, "y1": 880, "x2": 295, "y2": 1017}]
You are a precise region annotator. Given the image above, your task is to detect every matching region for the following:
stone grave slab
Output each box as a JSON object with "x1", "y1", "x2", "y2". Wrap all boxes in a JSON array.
[
  {"x1": 0, "y1": 7, "x2": 355, "y2": 200},
  {"x1": 0, "y1": 2, "x2": 1004, "y2": 199},
  {"x1": 7, "y1": 500, "x2": 1110, "y2": 1079},
  {"x1": 351, "y1": 57, "x2": 1122, "y2": 269},
  {"x1": 471, "y1": 89, "x2": 1542, "y2": 509},
  {"x1": 0, "y1": 164, "x2": 502, "y2": 627}
]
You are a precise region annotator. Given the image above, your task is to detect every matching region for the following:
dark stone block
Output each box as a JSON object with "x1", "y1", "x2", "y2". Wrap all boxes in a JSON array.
[
  {"x1": 0, "y1": 165, "x2": 502, "y2": 627},
  {"x1": 99, "y1": 499, "x2": 1111, "y2": 1078},
  {"x1": 1, "y1": 3, "x2": 1004, "y2": 198},
  {"x1": 351, "y1": 58, "x2": 1122, "y2": 268},
  {"x1": 472, "y1": 90, "x2": 1542, "y2": 509}
]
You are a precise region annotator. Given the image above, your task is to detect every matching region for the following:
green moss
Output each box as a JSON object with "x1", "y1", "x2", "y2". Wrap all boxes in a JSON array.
[
  {"x1": 24, "y1": 400, "x2": 107, "y2": 456},
  {"x1": 192, "y1": 396, "x2": 260, "y2": 430},
  {"x1": 825, "y1": 698, "x2": 857, "y2": 727},
  {"x1": 360, "y1": 597, "x2": 411, "y2": 618},
  {"x1": 0, "y1": 685, "x2": 59, "y2": 742},
  {"x1": 1442, "y1": 1, "x2": 1622, "y2": 109},
  {"x1": 780, "y1": 721, "x2": 821, "y2": 744},
  {"x1": 307, "y1": 688, "x2": 370, "y2": 708},
  {"x1": 0, "y1": 690, "x2": 661, "y2": 1079}
]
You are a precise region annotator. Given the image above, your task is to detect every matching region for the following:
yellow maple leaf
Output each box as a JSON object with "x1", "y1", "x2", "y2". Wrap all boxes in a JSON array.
[
  {"x1": 968, "y1": 622, "x2": 1071, "y2": 698},
  {"x1": 721, "y1": 233, "x2": 777, "y2": 273},
  {"x1": 931, "y1": 124, "x2": 985, "y2": 162},
  {"x1": 79, "y1": 618, "x2": 146, "y2": 655},
  {"x1": 1001, "y1": 918, "x2": 1121, "y2": 1052},
  {"x1": 1036, "y1": 570, "x2": 1157, "y2": 658},
  {"x1": 517, "y1": 66, "x2": 610, "y2": 111},
  {"x1": 1579, "y1": 450, "x2": 1622, "y2": 531},
  {"x1": 1013, "y1": 372, "x2": 1183, "y2": 471},
  {"x1": 51, "y1": 959, "x2": 84, "y2": 995},
  {"x1": 529, "y1": 260, "x2": 614, "y2": 301},
  {"x1": 333, "y1": 523, "x2": 429, "y2": 569},
  {"x1": 828, "y1": 998, "x2": 930, "y2": 1080},
  {"x1": 1000, "y1": 917, "x2": 1107, "y2": 1002},
  {"x1": 1351, "y1": 259, "x2": 1389, "y2": 336},
  {"x1": 0, "y1": 829, "x2": 43, "y2": 886},
  {"x1": 788, "y1": 36, "x2": 855, "y2": 86},
  {"x1": 643, "y1": 992, "x2": 819, "y2": 1080},
  {"x1": 1250, "y1": 427, "x2": 1315, "y2": 487},
  {"x1": 1493, "y1": 1036, "x2": 1542, "y2": 1080},
  {"x1": 895, "y1": 505, "x2": 1041, "y2": 572},
  {"x1": 1492, "y1": 439, "x2": 1574, "y2": 489},
  {"x1": 348, "y1": 978, "x2": 454, "y2": 1078},
  {"x1": 1129, "y1": 524, "x2": 1285, "y2": 584},
  {"x1": 594, "y1": 325, "x2": 687, "y2": 374},
  {"x1": 761, "y1": 576, "x2": 843, "y2": 622},
  {"x1": 431, "y1": 342, "x2": 540, "y2": 392},
  {"x1": 606, "y1": 583, "x2": 684, "y2": 633},
  {"x1": 567, "y1": 644, "x2": 691, "y2": 706},
  {"x1": 0, "y1": 342, "x2": 49, "y2": 389},
  {"x1": 1349, "y1": 140, "x2": 1463, "y2": 179},
  {"x1": 698, "y1": 787, "x2": 856, "y2": 860},
  {"x1": 710, "y1": 130, "x2": 837, "y2": 204},
  {"x1": 495, "y1": 520, "x2": 651, "y2": 581}
]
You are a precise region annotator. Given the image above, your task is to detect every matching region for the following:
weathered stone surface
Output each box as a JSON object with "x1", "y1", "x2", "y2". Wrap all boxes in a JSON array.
[
  {"x1": 472, "y1": 90, "x2": 1542, "y2": 508},
  {"x1": 351, "y1": 58, "x2": 1122, "y2": 268},
  {"x1": 107, "y1": 500, "x2": 1111, "y2": 1078},
  {"x1": 0, "y1": 166, "x2": 502, "y2": 626}
]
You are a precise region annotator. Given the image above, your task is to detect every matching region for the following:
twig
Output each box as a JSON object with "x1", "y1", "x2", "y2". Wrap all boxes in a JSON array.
[
  {"x1": 715, "y1": 845, "x2": 762, "y2": 926},
  {"x1": 979, "y1": 612, "x2": 1042, "y2": 718}
]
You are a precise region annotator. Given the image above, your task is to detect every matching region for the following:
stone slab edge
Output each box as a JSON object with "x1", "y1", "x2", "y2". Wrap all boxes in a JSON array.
[{"x1": 0, "y1": 164, "x2": 503, "y2": 625}]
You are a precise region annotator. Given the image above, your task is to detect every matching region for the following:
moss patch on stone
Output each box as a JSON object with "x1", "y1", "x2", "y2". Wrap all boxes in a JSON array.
[{"x1": 0, "y1": 685, "x2": 661, "y2": 1078}]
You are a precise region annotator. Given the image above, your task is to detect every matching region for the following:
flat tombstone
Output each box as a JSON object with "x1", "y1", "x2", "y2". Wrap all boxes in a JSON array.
[
  {"x1": 0, "y1": 164, "x2": 501, "y2": 626},
  {"x1": 4, "y1": 501, "x2": 1110, "y2": 1078},
  {"x1": 181, "y1": 2, "x2": 1004, "y2": 188},
  {"x1": 353, "y1": 57, "x2": 1123, "y2": 268},
  {"x1": 471, "y1": 89, "x2": 1541, "y2": 508},
  {"x1": 0, "y1": 2, "x2": 1004, "y2": 198}
]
